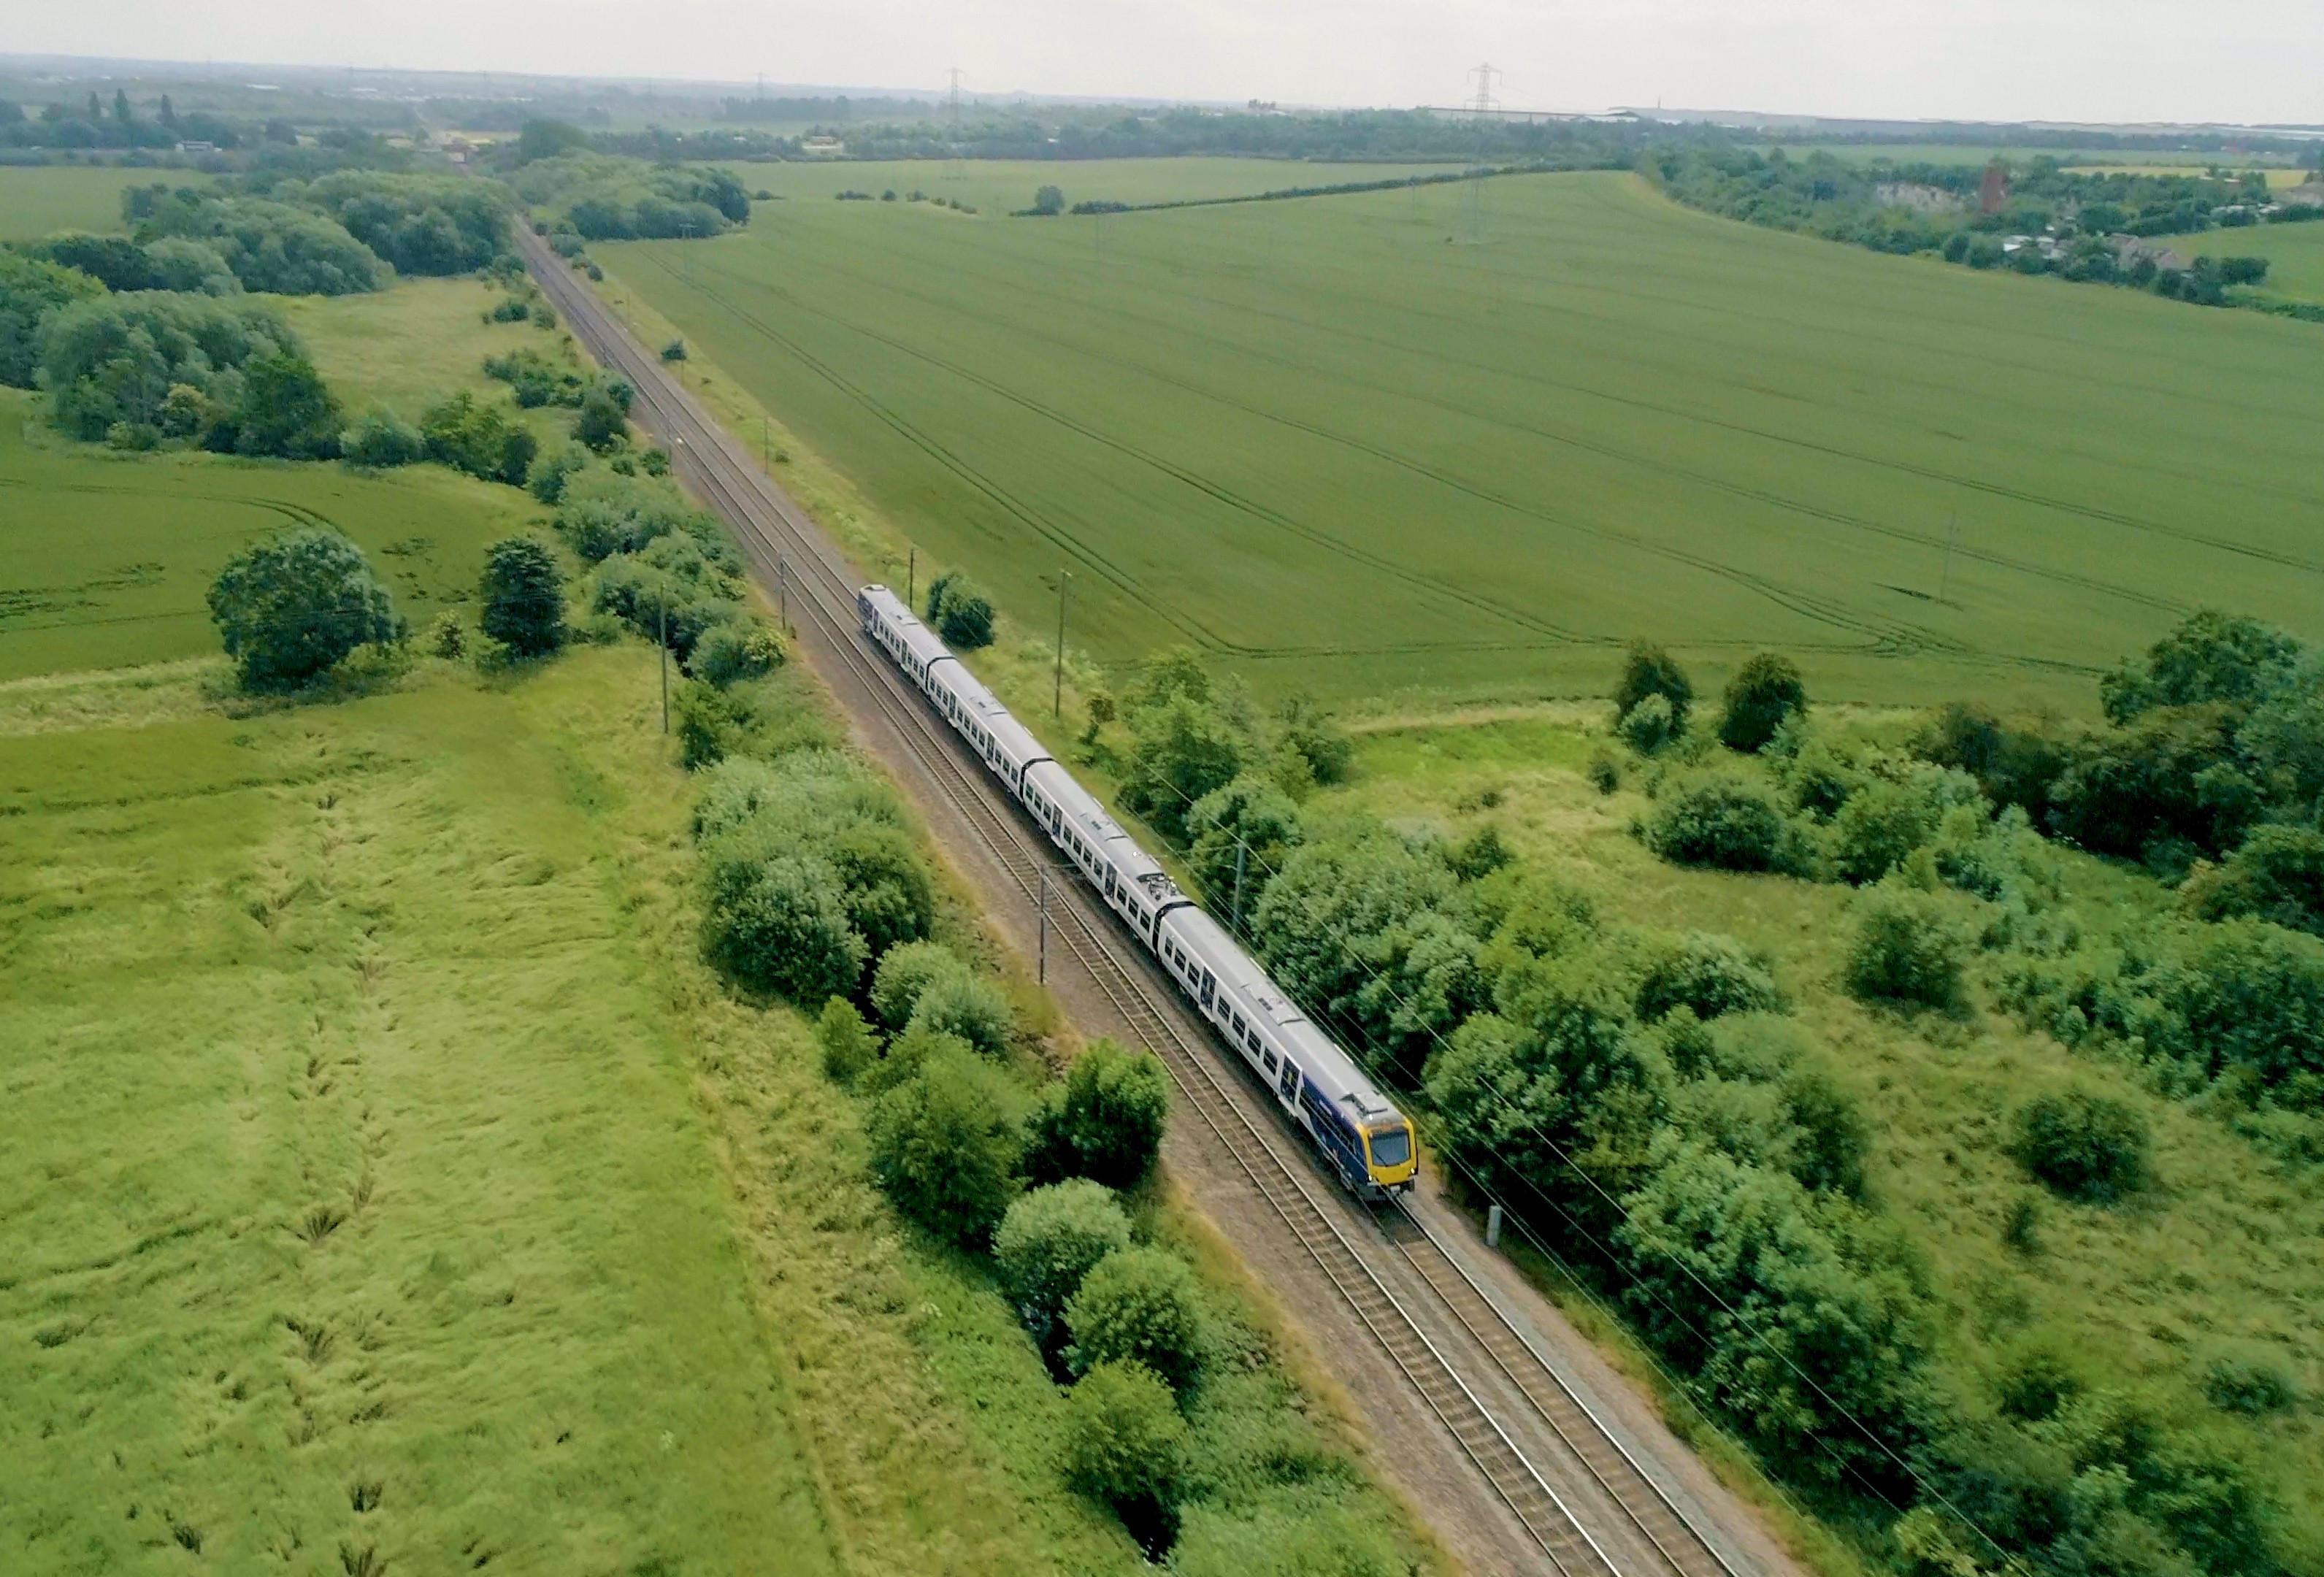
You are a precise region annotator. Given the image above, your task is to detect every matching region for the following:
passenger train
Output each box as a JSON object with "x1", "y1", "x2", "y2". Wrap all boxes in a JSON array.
[{"x1": 857, "y1": 583, "x2": 1417, "y2": 1198}]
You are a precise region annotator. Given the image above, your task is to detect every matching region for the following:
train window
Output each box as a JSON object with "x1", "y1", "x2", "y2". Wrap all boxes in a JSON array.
[
  {"x1": 1263, "y1": 1051, "x2": 1278, "y2": 1073},
  {"x1": 1244, "y1": 1029, "x2": 1261, "y2": 1055}
]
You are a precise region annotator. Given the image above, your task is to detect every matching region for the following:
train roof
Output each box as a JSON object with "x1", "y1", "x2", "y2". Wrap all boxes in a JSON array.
[
  {"x1": 864, "y1": 585, "x2": 1051, "y2": 772},
  {"x1": 1167, "y1": 905, "x2": 1402, "y2": 1127},
  {"x1": 1023, "y1": 759, "x2": 1182, "y2": 910}
]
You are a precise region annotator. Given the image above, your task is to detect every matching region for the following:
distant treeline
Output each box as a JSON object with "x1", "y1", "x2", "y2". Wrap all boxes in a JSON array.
[
  {"x1": 1047, "y1": 162, "x2": 1617, "y2": 218},
  {"x1": 1654, "y1": 147, "x2": 2323, "y2": 315},
  {"x1": 594, "y1": 108, "x2": 1670, "y2": 166}
]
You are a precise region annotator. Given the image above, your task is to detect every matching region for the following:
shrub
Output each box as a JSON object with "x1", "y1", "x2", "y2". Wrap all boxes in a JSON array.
[
  {"x1": 574, "y1": 386, "x2": 629, "y2": 451},
  {"x1": 1719, "y1": 652, "x2": 1806, "y2": 753},
  {"x1": 870, "y1": 939, "x2": 967, "y2": 1029},
  {"x1": 340, "y1": 407, "x2": 423, "y2": 468},
  {"x1": 207, "y1": 527, "x2": 398, "y2": 691},
  {"x1": 1844, "y1": 886, "x2": 1966, "y2": 1009},
  {"x1": 1587, "y1": 750, "x2": 1622, "y2": 794},
  {"x1": 816, "y1": 997, "x2": 879, "y2": 1086},
  {"x1": 2187, "y1": 824, "x2": 2324, "y2": 937},
  {"x1": 661, "y1": 337, "x2": 687, "y2": 361},
  {"x1": 865, "y1": 1045, "x2": 1022, "y2": 1245},
  {"x1": 824, "y1": 822, "x2": 935, "y2": 956},
  {"x1": 1782, "y1": 1070, "x2": 1868, "y2": 1197},
  {"x1": 1617, "y1": 692, "x2": 1676, "y2": 754},
  {"x1": 2159, "y1": 921, "x2": 2324, "y2": 1089},
  {"x1": 1635, "y1": 932, "x2": 1782, "y2": 1021},
  {"x1": 691, "y1": 619, "x2": 783, "y2": 688},
  {"x1": 528, "y1": 440, "x2": 591, "y2": 504},
  {"x1": 1614, "y1": 640, "x2": 1694, "y2": 730},
  {"x1": 1832, "y1": 780, "x2": 1941, "y2": 885},
  {"x1": 1995, "y1": 1339, "x2": 2085, "y2": 1421},
  {"x1": 907, "y1": 969, "x2": 1013, "y2": 1059},
  {"x1": 1064, "y1": 1246, "x2": 1205, "y2": 1389},
  {"x1": 142, "y1": 236, "x2": 240, "y2": 296},
  {"x1": 704, "y1": 853, "x2": 867, "y2": 1002},
  {"x1": 1641, "y1": 776, "x2": 1803, "y2": 874},
  {"x1": 478, "y1": 534, "x2": 566, "y2": 656},
  {"x1": 421, "y1": 391, "x2": 537, "y2": 486},
  {"x1": 1060, "y1": 1360, "x2": 1189, "y2": 1505},
  {"x1": 1024, "y1": 1039, "x2": 1173, "y2": 1189},
  {"x1": 2199, "y1": 1347, "x2": 2302, "y2": 1416},
  {"x1": 426, "y1": 610, "x2": 466, "y2": 659},
  {"x1": 992, "y1": 1180, "x2": 1132, "y2": 1346},
  {"x1": 2012, "y1": 1091, "x2": 2149, "y2": 1203},
  {"x1": 925, "y1": 569, "x2": 995, "y2": 648}
]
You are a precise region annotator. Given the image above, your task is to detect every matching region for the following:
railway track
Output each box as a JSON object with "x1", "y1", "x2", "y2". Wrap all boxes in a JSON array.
[{"x1": 519, "y1": 230, "x2": 1757, "y2": 1577}]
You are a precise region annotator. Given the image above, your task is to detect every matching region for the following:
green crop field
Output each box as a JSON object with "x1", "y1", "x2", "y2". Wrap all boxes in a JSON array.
[
  {"x1": 2153, "y1": 218, "x2": 2324, "y2": 308},
  {"x1": 602, "y1": 170, "x2": 2324, "y2": 713},
  {"x1": 730, "y1": 155, "x2": 1465, "y2": 215},
  {"x1": 0, "y1": 165, "x2": 201, "y2": 239},
  {"x1": 0, "y1": 388, "x2": 535, "y2": 680}
]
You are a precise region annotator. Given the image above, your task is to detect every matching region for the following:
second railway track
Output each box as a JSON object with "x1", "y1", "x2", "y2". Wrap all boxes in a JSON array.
[{"x1": 521, "y1": 231, "x2": 1759, "y2": 1577}]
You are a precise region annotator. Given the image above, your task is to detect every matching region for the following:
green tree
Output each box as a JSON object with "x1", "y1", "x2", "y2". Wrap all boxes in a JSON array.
[
  {"x1": 479, "y1": 534, "x2": 567, "y2": 656},
  {"x1": 816, "y1": 996, "x2": 880, "y2": 1086},
  {"x1": 870, "y1": 939, "x2": 968, "y2": 1029},
  {"x1": 0, "y1": 250, "x2": 106, "y2": 389},
  {"x1": 1060, "y1": 1360, "x2": 1189, "y2": 1505},
  {"x1": 574, "y1": 386, "x2": 629, "y2": 452},
  {"x1": 1843, "y1": 885, "x2": 1965, "y2": 1010},
  {"x1": 907, "y1": 968, "x2": 1013, "y2": 1059},
  {"x1": 1719, "y1": 652, "x2": 1806, "y2": 753},
  {"x1": 704, "y1": 853, "x2": 868, "y2": 1002},
  {"x1": 206, "y1": 527, "x2": 398, "y2": 691},
  {"x1": 1064, "y1": 1245, "x2": 1205, "y2": 1389},
  {"x1": 866, "y1": 1045, "x2": 1024, "y2": 1245},
  {"x1": 1024, "y1": 1039, "x2": 1172, "y2": 1189},
  {"x1": 230, "y1": 351, "x2": 342, "y2": 460},
  {"x1": 1121, "y1": 695, "x2": 1242, "y2": 842},
  {"x1": 926, "y1": 570, "x2": 995, "y2": 648},
  {"x1": 2012, "y1": 1091, "x2": 2149, "y2": 1204},
  {"x1": 1032, "y1": 185, "x2": 1066, "y2": 216},
  {"x1": 340, "y1": 407, "x2": 423, "y2": 468},
  {"x1": 515, "y1": 118, "x2": 590, "y2": 164},
  {"x1": 1614, "y1": 640, "x2": 1695, "y2": 729},
  {"x1": 993, "y1": 1180, "x2": 1132, "y2": 1347}
]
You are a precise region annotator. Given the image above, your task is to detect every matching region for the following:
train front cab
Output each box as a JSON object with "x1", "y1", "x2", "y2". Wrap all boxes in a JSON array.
[{"x1": 1364, "y1": 1119, "x2": 1417, "y2": 1194}]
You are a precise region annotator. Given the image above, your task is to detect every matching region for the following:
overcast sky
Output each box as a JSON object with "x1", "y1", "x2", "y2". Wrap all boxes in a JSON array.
[{"x1": 15, "y1": 0, "x2": 2322, "y2": 126}]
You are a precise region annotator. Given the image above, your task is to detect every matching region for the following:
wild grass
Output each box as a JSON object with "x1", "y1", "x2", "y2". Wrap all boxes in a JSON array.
[
  {"x1": 602, "y1": 169, "x2": 2324, "y2": 714},
  {"x1": 0, "y1": 165, "x2": 204, "y2": 239},
  {"x1": 0, "y1": 387, "x2": 538, "y2": 680},
  {"x1": 0, "y1": 649, "x2": 844, "y2": 1571},
  {"x1": 279, "y1": 274, "x2": 584, "y2": 446},
  {"x1": 1312, "y1": 705, "x2": 2324, "y2": 1553}
]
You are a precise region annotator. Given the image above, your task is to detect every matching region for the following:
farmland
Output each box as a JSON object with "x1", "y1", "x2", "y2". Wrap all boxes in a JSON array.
[
  {"x1": 0, "y1": 388, "x2": 533, "y2": 680},
  {"x1": 599, "y1": 169, "x2": 2324, "y2": 714},
  {"x1": 2152, "y1": 216, "x2": 2324, "y2": 309},
  {"x1": 0, "y1": 164, "x2": 192, "y2": 239},
  {"x1": 728, "y1": 154, "x2": 1466, "y2": 212}
]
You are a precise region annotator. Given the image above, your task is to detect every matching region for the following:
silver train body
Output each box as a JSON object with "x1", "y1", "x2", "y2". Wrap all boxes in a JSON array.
[{"x1": 856, "y1": 584, "x2": 1417, "y2": 1197}]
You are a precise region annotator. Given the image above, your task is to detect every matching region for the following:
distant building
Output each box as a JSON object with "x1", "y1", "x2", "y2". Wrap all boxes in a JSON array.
[
  {"x1": 2110, "y1": 234, "x2": 2187, "y2": 271},
  {"x1": 175, "y1": 139, "x2": 215, "y2": 153},
  {"x1": 1874, "y1": 181, "x2": 1965, "y2": 215},
  {"x1": 1977, "y1": 161, "x2": 2009, "y2": 217},
  {"x1": 800, "y1": 135, "x2": 845, "y2": 157}
]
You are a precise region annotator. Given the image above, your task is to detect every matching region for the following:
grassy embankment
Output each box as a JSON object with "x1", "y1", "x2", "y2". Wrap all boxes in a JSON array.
[
  {"x1": 595, "y1": 169, "x2": 2324, "y2": 715},
  {"x1": 726, "y1": 155, "x2": 1466, "y2": 215},
  {"x1": 2152, "y1": 215, "x2": 2324, "y2": 309}
]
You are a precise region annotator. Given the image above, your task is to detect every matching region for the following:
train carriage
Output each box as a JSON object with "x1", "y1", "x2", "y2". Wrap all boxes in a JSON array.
[{"x1": 856, "y1": 583, "x2": 1416, "y2": 1198}]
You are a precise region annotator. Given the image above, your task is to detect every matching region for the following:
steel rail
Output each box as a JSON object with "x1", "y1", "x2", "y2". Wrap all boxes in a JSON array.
[{"x1": 518, "y1": 230, "x2": 1748, "y2": 1577}]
